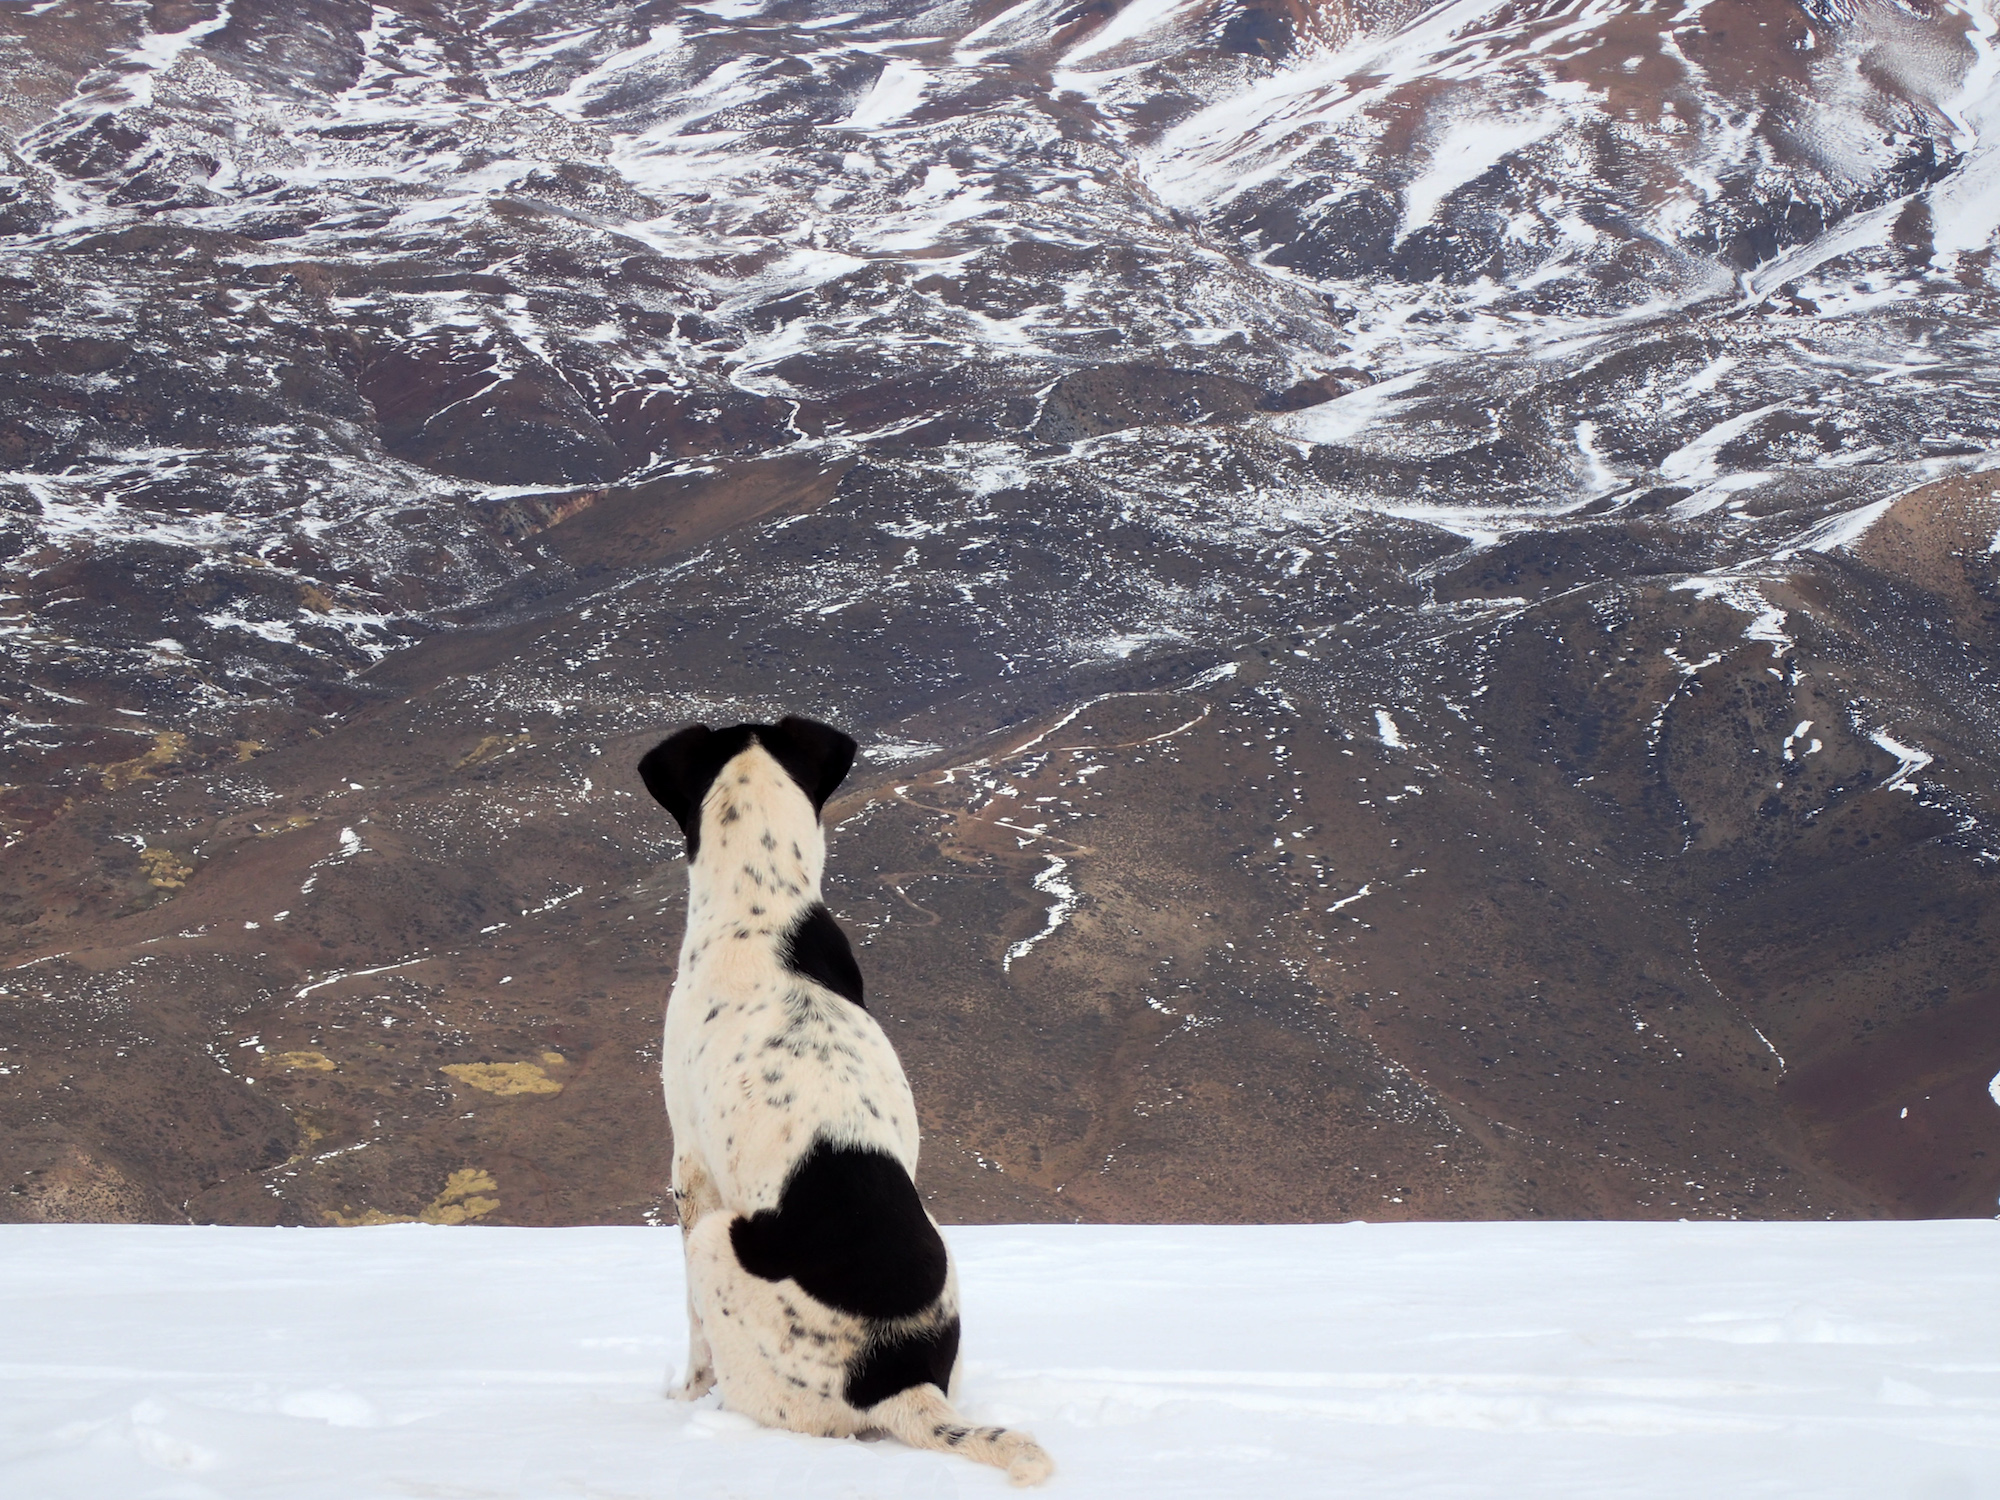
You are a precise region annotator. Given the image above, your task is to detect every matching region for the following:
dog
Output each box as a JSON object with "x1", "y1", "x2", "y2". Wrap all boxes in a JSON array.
[{"x1": 638, "y1": 715, "x2": 1053, "y2": 1486}]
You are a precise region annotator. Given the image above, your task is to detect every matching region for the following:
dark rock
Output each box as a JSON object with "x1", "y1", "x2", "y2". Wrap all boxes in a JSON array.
[{"x1": 1033, "y1": 363, "x2": 1261, "y2": 442}]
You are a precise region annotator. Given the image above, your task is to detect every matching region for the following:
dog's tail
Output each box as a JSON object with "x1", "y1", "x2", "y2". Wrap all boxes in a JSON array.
[{"x1": 870, "y1": 1382, "x2": 1054, "y2": 1486}]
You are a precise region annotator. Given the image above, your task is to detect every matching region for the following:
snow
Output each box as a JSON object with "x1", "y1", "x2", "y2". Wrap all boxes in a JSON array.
[
  {"x1": 1058, "y1": 0, "x2": 1203, "y2": 67},
  {"x1": 545, "y1": 24, "x2": 687, "y2": 119},
  {"x1": 1668, "y1": 574, "x2": 1805, "y2": 659},
  {"x1": 1270, "y1": 370, "x2": 1428, "y2": 446},
  {"x1": 836, "y1": 60, "x2": 931, "y2": 131},
  {"x1": 865, "y1": 739, "x2": 944, "y2": 764},
  {"x1": 1677, "y1": 355, "x2": 1738, "y2": 397},
  {"x1": 1657, "y1": 402, "x2": 1791, "y2": 485},
  {"x1": 1929, "y1": 0, "x2": 2000, "y2": 261},
  {"x1": 1144, "y1": 0, "x2": 1523, "y2": 207},
  {"x1": 115, "y1": 2, "x2": 238, "y2": 110},
  {"x1": 1736, "y1": 193, "x2": 1910, "y2": 305},
  {"x1": 1868, "y1": 729, "x2": 1935, "y2": 793},
  {"x1": 1741, "y1": 600, "x2": 1792, "y2": 657},
  {"x1": 1326, "y1": 882, "x2": 1373, "y2": 912},
  {"x1": 1666, "y1": 471, "x2": 1772, "y2": 519},
  {"x1": 1398, "y1": 111, "x2": 1562, "y2": 243},
  {"x1": 1001, "y1": 854, "x2": 1078, "y2": 971},
  {"x1": 5, "y1": 1221, "x2": 2000, "y2": 1498},
  {"x1": 1368, "y1": 497, "x2": 1589, "y2": 549},
  {"x1": 1572, "y1": 420, "x2": 1616, "y2": 493},
  {"x1": 1779, "y1": 495, "x2": 1900, "y2": 558}
]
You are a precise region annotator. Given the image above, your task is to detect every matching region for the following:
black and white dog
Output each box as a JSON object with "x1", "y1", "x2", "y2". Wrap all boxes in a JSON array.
[{"x1": 638, "y1": 715, "x2": 1052, "y2": 1486}]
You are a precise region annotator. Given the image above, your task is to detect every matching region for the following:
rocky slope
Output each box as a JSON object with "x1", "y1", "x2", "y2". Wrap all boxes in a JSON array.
[{"x1": 3, "y1": 0, "x2": 1999, "y2": 1226}]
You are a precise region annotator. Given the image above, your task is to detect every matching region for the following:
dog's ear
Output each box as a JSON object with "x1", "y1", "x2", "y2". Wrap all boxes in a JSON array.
[
  {"x1": 637, "y1": 723, "x2": 728, "y2": 856},
  {"x1": 761, "y1": 715, "x2": 857, "y2": 815}
]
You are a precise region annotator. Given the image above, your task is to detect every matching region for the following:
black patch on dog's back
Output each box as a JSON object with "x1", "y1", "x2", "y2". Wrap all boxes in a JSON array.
[
  {"x1": 729, "y1": 1141, "x2": 946, "y2": 1321},
  {"x1": 781, "y1": 903, "x2": 863, "y2": 1009},
  {"x1": 636, "y1": 715, "x2": 856, "y2": 860},
  {"x1": 845, "y1": 1314, "x2": 961, "y2": 1410}
]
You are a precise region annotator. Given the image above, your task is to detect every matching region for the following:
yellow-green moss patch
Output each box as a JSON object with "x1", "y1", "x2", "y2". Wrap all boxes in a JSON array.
[
  {"x1": 324, "y1": 1167, "x2": 501, "y2": 1227},
  {"x1": 441, "y1": 1061, "x2": 563, "y2": 1096},
  {"x1": 139, "y1": 847, "x2": 193, "y2": 890},
  {"x1": 101, "y1": 732, "x2": 187, "y2": 791},
  {"x1": 421, "y1": 1168, "x2": 500, "y2": 1224}
]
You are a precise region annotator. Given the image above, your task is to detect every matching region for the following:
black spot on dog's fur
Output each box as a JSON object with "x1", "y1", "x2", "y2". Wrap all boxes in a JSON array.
[
  {"x1": 636, "y1": 716, "x2": 857, "y2": 860},
  {"x1": 729, "y1": 1140, "x2": 946, "y2": 1322},
  {"x1": 780, "y1": 903, "x2": 863, "y2": 1009},
  {"x1": 845, "y1": 1315, "x2": 961, "y2": 1410}
]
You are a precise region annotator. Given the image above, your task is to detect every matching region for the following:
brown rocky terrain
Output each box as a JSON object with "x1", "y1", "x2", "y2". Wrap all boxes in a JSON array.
[{"x1": 3, "y1": 0, "x2": 1999, "y2": 1227}]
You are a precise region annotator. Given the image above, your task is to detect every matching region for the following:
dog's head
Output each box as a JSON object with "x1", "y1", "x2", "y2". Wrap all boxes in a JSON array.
[{"x1": 636, "y1": 715, "x2": 857, "y2": 860}]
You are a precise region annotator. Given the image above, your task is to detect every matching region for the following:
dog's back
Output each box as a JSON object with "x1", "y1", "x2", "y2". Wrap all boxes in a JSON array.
[
  {"x1": 640, "y1": 717, "x2": 1052, "y2": 1486},
  {"x1": 661, "y1": 740, "x2": 919, "y2": 1205}
]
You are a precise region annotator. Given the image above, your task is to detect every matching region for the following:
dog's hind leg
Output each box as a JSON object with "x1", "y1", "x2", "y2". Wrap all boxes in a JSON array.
[
  {"x1": 867, "y1": 1383, "x2": 1054, "y2": 1487},
  {"x1": 681, "y1": 1213, "x2": 866, "y2": 1435},
  {"x1": 669, "y1": 1149, "x2": 723, "y2": 1400}
]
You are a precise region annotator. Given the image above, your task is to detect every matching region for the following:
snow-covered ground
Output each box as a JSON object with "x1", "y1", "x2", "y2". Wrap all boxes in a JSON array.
[{"x1": 4, "y1": 1221, "x2": 1997, "y2": 1498}]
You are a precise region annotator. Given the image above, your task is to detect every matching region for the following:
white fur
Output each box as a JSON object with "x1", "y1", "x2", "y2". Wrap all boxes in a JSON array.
[{"x1": 661, "y1": 741, "x2": 1052, "y2": 1485}]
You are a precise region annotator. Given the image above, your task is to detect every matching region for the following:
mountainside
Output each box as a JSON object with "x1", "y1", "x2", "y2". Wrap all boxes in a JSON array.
[{"x1": 3, "y1": 0, "x2": 1999, "y2": 1227}]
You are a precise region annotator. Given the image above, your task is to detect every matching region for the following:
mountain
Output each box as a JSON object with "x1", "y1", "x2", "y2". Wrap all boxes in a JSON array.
[{"x1": 2, "y1": 0, "x2": 1999, "y2": 1227}]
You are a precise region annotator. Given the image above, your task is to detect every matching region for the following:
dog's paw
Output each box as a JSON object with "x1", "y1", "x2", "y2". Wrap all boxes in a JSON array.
[
  {"x1": 669, "y1": 1369, "x2": 717, "y2": 1402},
  {"x1": 1000, "y1": 1433, "x2": 1054, "y2": 1487}
]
